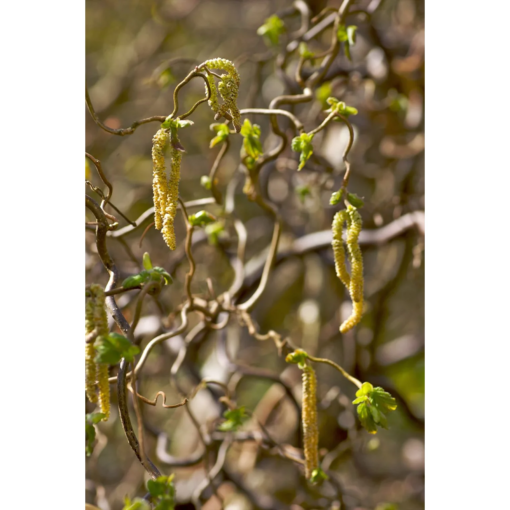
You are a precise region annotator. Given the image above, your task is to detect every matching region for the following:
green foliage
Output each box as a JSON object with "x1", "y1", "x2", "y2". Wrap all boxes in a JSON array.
[
  {"x1": 291, "y1": 133, "x2": 314, "y2": 171},
  {"x1": 218, "y1": 406, "x2": 248, "y2": 432},
  {"x1": 85, "y1": 412, "x2": 105, "y2": 457},
  {"x1": 352, "y1": 382, "x2": 397, "y2": 434},
  {"x1": 257, "y1": 15, "x2": 285, "y2": 46},
  {"x1": 347, "y1": 193, "x2": 364, "y2": 208},
  {"x1": 95, "y1": 333, "x2": 140, "y2": 365},
  {"x1": 295, "y1": 184, "x2": 311, "y2": 203},
  {"x1": 157, "y1": 68, "x2": 176, "y2": 89},
  {"x1": 310, "y1": 467, "x2": 329, "y2": 485},
  {"x1": 122, "y1": 259, "x2": 173, "y2": 290},
  {"x1": 122, "y1": 498, "x2": 151, "y2": 510},
  {"x1": 147, "y1": 475, "x2": 176, "y2": 510},
  {"x1": 375, "y1": 504, "x2": 398, "y2": 510},
  {"x1": 330, "y1": 189, "x2": 344, "y2": 205},
  {"x1": 316, "y1": 82, "x2": 332, "y2": 107},
  {"x1": 209, "y1": 123, "x2": 230, "y2": 148},
  {"x1": 337, "y1": 24, "x2": 357, "y2": 61},
  {"x1": 285, "y1": 349, "x2": 309, "y2": 369},
  {"x1": 189, "y1": 210, "x2": 217, "y2": 227},
  {"x1": 299, "y1": 42, "x2": 314, "y2": 61},
  {"x1": 240, "y1": 119, "x2": 263, "y2": 160},
  {"x1": 160, "y1": 116, "x2": 194, "y2": 151},
  {"x1": 142, "y1": 252, "x2": 153, "y2": 270},
  {"x1": 204, "y1": 221, "x2": 225, "y2": 245},
  {"x1": 326, "y1": 97, "x2": 358, "y2": 117}
]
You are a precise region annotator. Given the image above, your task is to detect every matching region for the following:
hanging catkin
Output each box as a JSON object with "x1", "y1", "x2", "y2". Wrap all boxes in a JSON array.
[
  {"x1": 331, "y1": 205, "x2": 364, "y2": 333},
  {"x1": 302, "y1": 365, "x2": 319, "y2": 480},
  {"x1": 85, "y1": 284, "x2": 110, "y2": 421},
  {"x1": 202, "y1": 58, "x2": 241, "y2": 132}
]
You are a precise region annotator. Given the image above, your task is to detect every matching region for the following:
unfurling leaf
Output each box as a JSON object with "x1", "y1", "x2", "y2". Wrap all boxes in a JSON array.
[
  {"x1": 189, "y1": 210, "x2": 217, "y2": 227},
  {"x1": 291, "y1": 133, "x2": 314, "y2": 171},
  {"x1": 218, "y1": 407, "x2": 248, "y2": 432},
  {"x1": 352, "y1": 383, "x2": 397, "y2": 433},
  {"x1": 240, "y1": 119, "x2": 263, "y2": 160},
  {"x1": 257, "y1": 15, "x2": 285, "y2": 47},
  {"x1": 95, "y1": 333, "x2": 140, "y2": 365}
]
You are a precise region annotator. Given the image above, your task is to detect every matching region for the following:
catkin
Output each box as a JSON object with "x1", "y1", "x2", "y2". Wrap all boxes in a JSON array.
[
  {"x1": 85, "y1": 296, "x2": 98, "y2": 403},
  {"x1": 152, "y1": 128, "x2": 170, "y2": 231},
  {"x1": 302, "y1": 365, "x2": 319, "y2": 480},
  {"x1": 97, "y1": 364, "x2": 110, "y2": 421},
  {"x1": 332, "y1": 210, "x2": 351, "y2": 289},
  {"x1": 203, "y1": 58, "x2": 241, "y2": 132},
  {"x1": 161, "y1": 148, "x2": 181, "y2": 251},
  {"x1": 331, "y1": 206, "x2": 364, "y2": 333},
  {"x1": 152, "y1": 129, "x2": 182, "y2": 250},
  {"x1": 85, "y1": 284, "x2": 110, "y2": 421},
  {"x1": 346, "y1": 207, "x2": 363, "y2": 303}
]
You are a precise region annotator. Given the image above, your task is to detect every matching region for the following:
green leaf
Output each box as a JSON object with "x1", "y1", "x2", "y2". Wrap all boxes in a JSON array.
[
  {"x1": 326, "y1": 97, "x2": 358, "y2": 117},
  {"x1": 347, "y1": 26, "x2": 357, "y2": 46},
  {"x1": 85, "y1": 413, "x2": 105, "y2": 456},
  {"x1": 257, "y1": 15, "x2": 285, "y2": 47},
  {"x1": 330, "y1": 189, "x2": 344, "y2": 205},
  {"x1": 122, "y1": 498, "x2": 151, "y2": 510},
  {"x1": 189, "y1": 210, "x2": 217, "y2": 227},
  {"x1": 200, "y1": 175, "x2": 212, "y2": 189},
  {"x1": 337, "y1": 24, "x2": 349, "y2": 42},
  {"x1": 295, "y1": 185, "x2": 311, "y2": 203},
  {"x1": 157, "y1": 68, "x2": 175, "y2": 89},
  {"x1": 352, "y1": 383, "x2": 397, "y2": 434},
  {"x1": 142, "y1": 252, "x2": 153, "y2": 270},
  {"x1": 209, "y1": 123, "x2": 230, "y2": 148},
  {"x1": 298, "y1": 42, "x2": 314, "y2": 60},
  {"x1": 285, "y1": 349, "x2": 309, "y2": 369},
  {"x1": 372, "y1": 387, "x2": 398, "y2": 412},
  {"x1": 87, "y1": 412, "x2": 106, "y2": 425},
  {"x1": 218, "y1": 407, "x2": 248, "y2": 432},
  {"x1": 205, "y1": 221, "x2": 225, "y2": 246},
  {"x1": 347, "y1": 193, "x2": 364, "y2": 208},
  {"x1": 375, "y1": 504, "x2": 399, "y2": 510},
  {"x1": 310, "y1": 467, "x2": 329, "y2": 484},
  {"x1": 316, "y1": 82, "x2": 332, "y2": 107},
  {"x1": 291, "y1": 133, "x2": 314, "y2": 171},
  {"x1": 95, "y1": 333, "x2": 140, "y2": 365},
  {"x1": 152, "y1": 267, "x2": 173, "y2": 285},
  {"x1": 240, "y1": 119, "x2": 263, "y2": 160},
  {"x1": 122, "y1": 273, "x2": 149, "y2": 289},
  {"x1": 357, "y1": 402, "x2": 378, "y2": 434}
]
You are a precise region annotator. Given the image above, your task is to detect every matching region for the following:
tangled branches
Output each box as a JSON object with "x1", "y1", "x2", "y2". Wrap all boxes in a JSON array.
[{"x1": 85, "y1": 0, "x2": 424, "y2": 508}]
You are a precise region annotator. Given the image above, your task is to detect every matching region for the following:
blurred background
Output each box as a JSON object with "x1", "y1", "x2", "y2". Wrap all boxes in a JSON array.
[{"x1": 86, "y1": 0, "x2": 424, "y2": 508}]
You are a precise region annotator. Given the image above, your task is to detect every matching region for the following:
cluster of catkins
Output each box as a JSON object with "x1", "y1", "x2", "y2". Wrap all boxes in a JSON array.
[
  {"x1": 152, "y1": 129, "x2": 181, "y2": 251},
  {"x1": 332, "y1": 205, "x2": 364, "y2": 333},
  {"x1": 202, "y1": 58, "x2": 242, "y2": 133},
  {"x1": 85, "y1": 284, "x2": 110, "y2": 420}
]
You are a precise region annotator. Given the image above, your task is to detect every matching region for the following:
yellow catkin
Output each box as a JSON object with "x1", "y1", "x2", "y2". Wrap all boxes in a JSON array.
[
  {"x1": 302, "y1": 365, "x2": 319, "y2": 480},
  {"x1": 332, "y1": 210, "x2": 351, "y2": 289},
  {"x1": 331, "y1": 206, "x2": 365, "y2": 333},
  {"x1": 152, "y1": 128, "x2": 170, "y2": 231},
  {"x1": 161, "y1": 147, "x2": 181, "y2": 251},
  {"x1": 340, "y1": 300, "x2": 363, "y2": 334},
  {"x1": 203, "y1": 58, "x2": 241, "y2": 132},
  {"x1": 86, "y1": 284, "x2": 111, "y2": 422},
  {"x1": 97, "y1": 364, "x2": 110, "y2": 421},
  {"x1": 346, "y1": 206, "x2": 363, "y2": 303},
  {"x1": 85, "y1": 295, "x2": 98, "y2": 404}
]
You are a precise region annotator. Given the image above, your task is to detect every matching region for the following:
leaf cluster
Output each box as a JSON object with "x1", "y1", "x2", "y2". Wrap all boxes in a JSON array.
[
  {"x1": 240, "y1": 119, "x2": 263, "y2": 160},
  {"x1": 291, "y1": 133, "x2": 314, "y2": 171},
  {"x1": 95, "y1": 332, "x2": 140, "y2": 365},
  {"x1": 257, "y1": 15, "x2": 285, "y2": 46},
  {"x1": 218, "y1": 406, "x2": 248, "y2": 432},
  {"x1": 352, "y1": 382, "x2": 397, "y2": 434}
]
